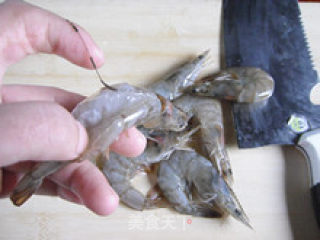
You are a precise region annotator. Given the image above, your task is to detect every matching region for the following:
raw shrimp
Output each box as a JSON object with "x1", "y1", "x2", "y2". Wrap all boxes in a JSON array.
[
  {"x1": 188, "y1": 67, "x2": 274, "y2": 103},
  {"x1": 148, "y1": 50, "x2": 210, "y2": 100},
  {"x1": 157, "y1": 150, "x2": 251, "y2": 228},
  {"x1": 10, "y1": 83, "x2": 190, "y2": 206},
  {"x1": 102, "y1": 127, "x2": 199, "y2": 210},
  {"x1": 173, "y1": 95, "x2": 232, "y2": 184},
  {"x1": 72, "y1": 84, "x2": 189, "y2": 161}
]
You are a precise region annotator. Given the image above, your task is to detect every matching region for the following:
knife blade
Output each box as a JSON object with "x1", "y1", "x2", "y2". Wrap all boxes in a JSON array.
[{"x1": 223, "y1": 0, "x2": 320, "y2": 225}]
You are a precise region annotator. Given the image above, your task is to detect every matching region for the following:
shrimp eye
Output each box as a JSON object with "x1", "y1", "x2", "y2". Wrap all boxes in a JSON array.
[{"x1": 179, "y1": 122, "x2": 185, "y2": 129}]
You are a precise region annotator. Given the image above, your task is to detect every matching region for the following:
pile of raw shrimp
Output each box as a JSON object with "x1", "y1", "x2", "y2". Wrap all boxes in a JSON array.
[{"x1": 11, "y1": 51, "x2": 274, "y2": 228}]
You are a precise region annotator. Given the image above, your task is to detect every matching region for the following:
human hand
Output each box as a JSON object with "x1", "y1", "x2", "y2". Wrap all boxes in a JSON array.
[{"x1": 0, "y1": 0, "x2": 146, "y2": 215}]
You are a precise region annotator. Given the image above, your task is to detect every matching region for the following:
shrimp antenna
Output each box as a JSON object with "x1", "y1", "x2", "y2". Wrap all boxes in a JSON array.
[{"x1": 66, "y1": 19, "x2": 116, "y2": 91}]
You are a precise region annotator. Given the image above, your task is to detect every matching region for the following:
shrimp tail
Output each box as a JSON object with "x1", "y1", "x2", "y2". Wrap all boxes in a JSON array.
[
  {"x1": 10, "y1": 175, "x2": 43, "y2": 206},
  {"x1": 10, "y1": 161, "x2": 67, "y2": 206}
]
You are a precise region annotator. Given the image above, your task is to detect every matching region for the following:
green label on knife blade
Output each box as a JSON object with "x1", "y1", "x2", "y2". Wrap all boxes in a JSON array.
[{"x1": 288, "y1": 114, "x2": 309, "y2": 134}]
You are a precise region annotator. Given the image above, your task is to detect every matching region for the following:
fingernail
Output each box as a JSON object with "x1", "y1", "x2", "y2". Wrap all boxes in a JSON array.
[
  {"x1": 76, "y1": 121, "x2": 88, "y2": 156},
  {"x1": 101, "y1": 193, "x2": 119, "y2": 215},
  {"x1": 135, "y1": 129, "x2": 147, "y2": 150},
  {"x1": 108, "y1": 186, "x2": 118, "y2": 197},
  {"x1": 93, "y1": 47, "x2": 105, "y2": 64},
  {"x1": 105, "y1": 187, "x2": 119, "y2": 215}
]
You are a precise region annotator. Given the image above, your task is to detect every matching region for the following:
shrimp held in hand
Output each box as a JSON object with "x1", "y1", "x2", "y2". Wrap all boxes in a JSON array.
[{"x1": 10, "y1": 83, "x2": 189, "y2": 206}]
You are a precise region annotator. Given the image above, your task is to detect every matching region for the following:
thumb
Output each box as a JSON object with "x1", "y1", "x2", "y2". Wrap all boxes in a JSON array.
[{"x1": 0, "y1": 101, "x2": 88, "y2": 167}]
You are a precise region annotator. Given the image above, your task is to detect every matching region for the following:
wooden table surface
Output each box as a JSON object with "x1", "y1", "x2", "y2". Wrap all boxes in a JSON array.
[{"x1": 1, "y1": 1, "x2": 320, "y2": 239}]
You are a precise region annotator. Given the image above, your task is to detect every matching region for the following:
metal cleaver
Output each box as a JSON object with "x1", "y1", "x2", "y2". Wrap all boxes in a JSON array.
[{"x1": 223, "y1": 0, "x2": 320, "y2": 225}]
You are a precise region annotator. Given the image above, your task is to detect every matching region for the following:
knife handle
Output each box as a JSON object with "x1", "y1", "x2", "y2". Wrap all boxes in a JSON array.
[{"x1": 298, "y1": 129, "x2": 320, "y2": 226}]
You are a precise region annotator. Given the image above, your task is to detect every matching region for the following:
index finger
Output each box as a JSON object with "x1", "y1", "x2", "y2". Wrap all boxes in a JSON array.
[
  {"x1": 1, "y1": 85, "x2": 84, "y2": 111},
  {"x1": 0, "y1": 0, "x2": 104, "y2": 70}
]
